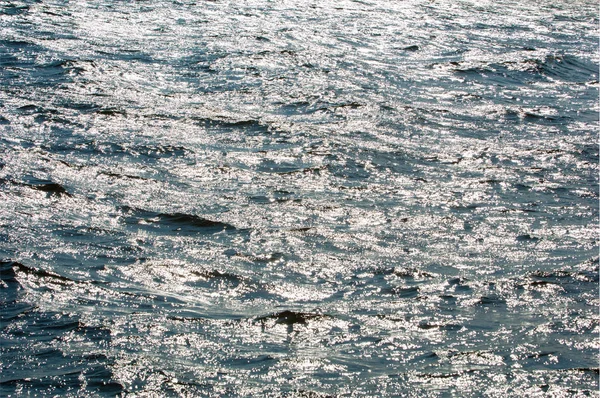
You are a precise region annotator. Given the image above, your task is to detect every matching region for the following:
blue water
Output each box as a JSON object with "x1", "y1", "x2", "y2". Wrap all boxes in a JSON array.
[{"x1": 1, "y1": 0, "x2": 598, "y2": 396}]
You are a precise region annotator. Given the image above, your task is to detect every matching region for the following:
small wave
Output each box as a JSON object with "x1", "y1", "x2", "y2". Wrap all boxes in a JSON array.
[
  {"x1": 448, "y1": 54, "x2": 599, "y2": 86},
  {"x1": 120, "y1": 207, "x2": 236, "y2": 234},
  {"x1": 255, "y1": 310, "x2": 329, "y2": 326},
  {"x1": 476, "y1": 295, "x2": 506, "y2": 307},
  {"x1": 99, "y1": 171, "x2": 150, "y2": 181},
  {"x1": 528, "y1": 269, "x2": 599, "y2": 284},
  {"x1": 7, "y1": 261, "x2": 76, "y2": 285},
  {"x1": 0, "y1": 4, "x2": 29, "y2": 16},
  {"x1": 190, "y1": 116, "x2": 265, "y2": 131},
  {"x1": 388, "y1": 267, "x2": 436, "y2": 279},
  {"x1": 190, "y1": 269, "x2": 245, "y2": 284},
  {"x1": 516, "y1": 234, "x2": 540, "y2": 243},
  {"x1": 400, "y1": 45, "x2": 420, "y2": 52},
  {"x1": 536, "y1": 54, "x2": 599, "y2": 83},
  {"x1": 226, "y1": 250, "x2": 285, "y2": 264},
  {"x1": 0, "y1": 39, "x2": 35, "y2": 48},
  {"x1": 447, "y1": 277, "x2": 472, "y2": 292},
  {"x1": 386, "y1": 286, "x2": 420, "y2": 299},
  {"x1": 2, "y1": 177, "x2": 73, "y2": 197},
  {"x1": 418, "y1": 322, "x2": 463, "y2": 331},
  {"x1": 96, "y1": 108, "x2": 126, "y2": 116}
]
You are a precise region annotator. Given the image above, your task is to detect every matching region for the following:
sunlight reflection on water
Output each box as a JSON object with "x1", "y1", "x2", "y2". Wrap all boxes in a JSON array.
[{"x1": 0, "y1": 0, "x2": 598, "y2": 396}]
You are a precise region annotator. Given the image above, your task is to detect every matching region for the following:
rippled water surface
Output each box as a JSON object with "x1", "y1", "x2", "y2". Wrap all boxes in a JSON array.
[{"x1": 1, "y1": 0, "x2": 599, "y2": 396}]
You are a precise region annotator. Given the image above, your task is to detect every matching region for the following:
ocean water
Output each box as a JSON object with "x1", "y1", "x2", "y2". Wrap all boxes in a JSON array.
[{"x1": 0, "y1": 0, "x2": 598, "y2": 396}]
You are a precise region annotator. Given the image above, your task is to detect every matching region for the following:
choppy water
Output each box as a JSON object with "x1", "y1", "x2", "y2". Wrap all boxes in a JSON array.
[{"x1": 1, "y1": 0, "x2": 598, "y2": 396}]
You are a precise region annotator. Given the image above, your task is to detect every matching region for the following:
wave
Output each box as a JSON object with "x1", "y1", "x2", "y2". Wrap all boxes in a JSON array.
[
  {"x1": 255, "y1": 310, "x2": 330, "y2": 326},
  {"x1": 120, "y1": 206, "x2": 236, "y2": 234}
]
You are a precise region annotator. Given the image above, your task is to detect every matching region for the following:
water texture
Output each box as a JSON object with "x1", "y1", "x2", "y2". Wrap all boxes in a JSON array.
[{"x1": 0, "y1": 0, "x2": 598, "y2": 396}]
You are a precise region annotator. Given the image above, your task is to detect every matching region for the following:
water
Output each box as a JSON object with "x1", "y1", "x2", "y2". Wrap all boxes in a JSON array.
[{"x1": 0, "y1": 0, "x2": 598, "y2": 396}]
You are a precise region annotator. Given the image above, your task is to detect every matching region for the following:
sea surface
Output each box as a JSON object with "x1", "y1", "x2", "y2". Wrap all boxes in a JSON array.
[{"x1": 0, "y1": 0, "x2": 598, "y2": 396}]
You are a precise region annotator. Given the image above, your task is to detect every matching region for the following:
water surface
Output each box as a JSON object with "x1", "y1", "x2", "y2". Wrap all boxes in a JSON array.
[{"x1": 0, "y1": 0, "x2": 598, "y2": 396}]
